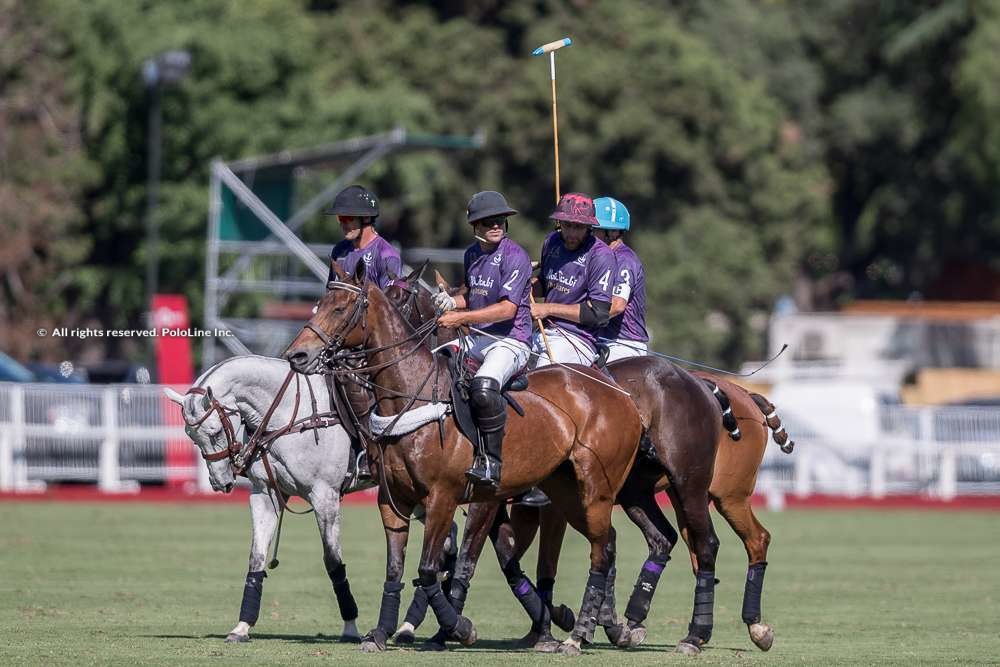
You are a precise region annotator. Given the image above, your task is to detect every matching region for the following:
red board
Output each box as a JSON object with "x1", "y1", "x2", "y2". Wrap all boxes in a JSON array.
[{"x1": 152, "y1": 294, "x2": 196, "y2": 490}]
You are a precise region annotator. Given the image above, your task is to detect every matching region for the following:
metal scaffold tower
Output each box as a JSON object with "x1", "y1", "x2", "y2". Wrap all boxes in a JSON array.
[{"x1": 202, "y1": 127, "x2": 481, "y2": 369}]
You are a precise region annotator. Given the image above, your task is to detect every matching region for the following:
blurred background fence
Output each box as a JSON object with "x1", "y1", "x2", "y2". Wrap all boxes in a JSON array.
[{"x1": 3, "y1": 379, "x2": 999, "y2": 501}]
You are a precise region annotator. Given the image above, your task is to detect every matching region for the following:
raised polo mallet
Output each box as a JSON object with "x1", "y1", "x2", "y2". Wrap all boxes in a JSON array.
[{"x1": 532, "y1": 37, "x2": 572, "y2": 204}]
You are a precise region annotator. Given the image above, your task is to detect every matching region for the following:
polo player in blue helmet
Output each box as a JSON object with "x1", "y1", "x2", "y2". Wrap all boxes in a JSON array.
[{"x1": 593, "y1": 197, "x2": 649, "y2": 361}]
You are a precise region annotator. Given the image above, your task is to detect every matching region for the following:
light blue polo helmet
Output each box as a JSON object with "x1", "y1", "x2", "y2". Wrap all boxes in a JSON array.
[{"x1": 593, "y1": 197, "x2": 630, "y2": 231}]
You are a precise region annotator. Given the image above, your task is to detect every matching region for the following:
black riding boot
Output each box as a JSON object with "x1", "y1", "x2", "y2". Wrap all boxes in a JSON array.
[{"x1": 466, "y1": 377, "x2": 505, "y2": 488}]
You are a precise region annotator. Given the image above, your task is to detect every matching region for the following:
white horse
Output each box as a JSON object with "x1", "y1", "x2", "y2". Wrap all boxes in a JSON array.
[{"x1": 164, "y1": 355, "x2": 362, "y2": 644}]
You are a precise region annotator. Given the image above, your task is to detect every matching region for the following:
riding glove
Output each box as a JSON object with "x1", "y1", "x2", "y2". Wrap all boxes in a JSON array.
[{"x1": 433, "y1": 290, "x2": 457, "y2": 312}]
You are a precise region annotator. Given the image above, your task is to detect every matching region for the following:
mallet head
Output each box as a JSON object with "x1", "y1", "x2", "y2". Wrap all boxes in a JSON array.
[{"x1": 532, "y1": 37, "x2": 572, "y2": 56}]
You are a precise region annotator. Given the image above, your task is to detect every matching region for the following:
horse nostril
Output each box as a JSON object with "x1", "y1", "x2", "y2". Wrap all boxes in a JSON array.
[{"x1": 224, "y1": 483, "x2": 234, "y2": 493}]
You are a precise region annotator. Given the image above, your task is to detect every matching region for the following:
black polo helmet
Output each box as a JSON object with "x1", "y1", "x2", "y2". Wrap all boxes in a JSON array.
[
  {"x1": 324, "y1": 185, "x2": 379, "y2": 218},
  {"x1": 466, "y1": 190, "x2": 518, "y2": 224}
]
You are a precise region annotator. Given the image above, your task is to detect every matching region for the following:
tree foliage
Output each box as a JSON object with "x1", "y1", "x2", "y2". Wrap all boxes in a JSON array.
[{"x1": 1, "y1": 0, "x2": 996, "y2": 365}]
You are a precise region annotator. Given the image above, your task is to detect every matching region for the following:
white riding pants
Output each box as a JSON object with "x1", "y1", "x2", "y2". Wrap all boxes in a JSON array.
[
  {"x1": 605, "y1": 339, "x2": 648, "y2": 362},
  {"x1": 460, "y1": 334, "x2": 530, "y2": 387},
  {"x1": 530, "y1": 328, "x2": 596, "y2": 367}
]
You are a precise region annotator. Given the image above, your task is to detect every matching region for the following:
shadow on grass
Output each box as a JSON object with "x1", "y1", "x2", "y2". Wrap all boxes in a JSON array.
[{"x1": 142, "y1": 633, "x2": 756, "y2": 657}]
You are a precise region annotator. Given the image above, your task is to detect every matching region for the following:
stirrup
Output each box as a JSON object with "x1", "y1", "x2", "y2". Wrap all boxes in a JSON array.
[{"x1": 465, "y1": 456, "x2": 500, "y2": 488}]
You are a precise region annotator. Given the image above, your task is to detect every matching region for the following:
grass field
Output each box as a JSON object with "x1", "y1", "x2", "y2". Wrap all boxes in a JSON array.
[{"x1": 2, "y1": 502, "x2": 999, "y2": 666}]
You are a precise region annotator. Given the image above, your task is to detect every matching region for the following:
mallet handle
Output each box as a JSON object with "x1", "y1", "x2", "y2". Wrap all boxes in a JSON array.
[{"x1": 532, "y1": 37, "x2": 572, "y2": 56}]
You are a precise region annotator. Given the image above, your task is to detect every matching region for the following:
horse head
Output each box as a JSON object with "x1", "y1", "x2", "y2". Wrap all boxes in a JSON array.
[
  {"x1": 285, "y1": 261, "x2": 372, "y2": 374},
  {"x1": 164, "y1": 384, "x2": 240, "y2": 492}
]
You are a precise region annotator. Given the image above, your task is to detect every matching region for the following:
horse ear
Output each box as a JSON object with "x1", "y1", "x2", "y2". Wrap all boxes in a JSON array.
[
  {"x1": 163, "y1": 387, "x2": 184, "y2": 405},
  {"x1": 352, "y1": 260, "x2": 366, "y2": 285},
  {"x1": 405, "y1": 259, "x2": 429, "y2": 283},
  {"x1": 330, "y1": 261, "x2": 348, "y2": 282}
]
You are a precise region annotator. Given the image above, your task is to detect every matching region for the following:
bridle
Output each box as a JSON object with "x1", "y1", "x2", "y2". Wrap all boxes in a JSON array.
[
  {"x1": 303, "y1": 281, "x2": 369, "y2": 358},
  {"x1": 182, "y1": 371, "x2": 339, "y2": 513}
]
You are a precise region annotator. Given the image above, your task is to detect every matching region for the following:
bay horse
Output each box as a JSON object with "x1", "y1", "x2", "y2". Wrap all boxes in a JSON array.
[
  {"x1": 164, "y1": 355, "x2": 362, "y2": 644},
  {"x1": 283, "y1": 263, "x2": 644, "y2": 656},
  {"x1": 384, "y1": 274, "x2": 793, "y2": 653}
]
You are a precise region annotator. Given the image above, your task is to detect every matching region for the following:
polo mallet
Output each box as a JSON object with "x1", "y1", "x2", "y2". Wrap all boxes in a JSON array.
[{"x1": 532, "y1": 37, "x2": 572, "y2": 204}]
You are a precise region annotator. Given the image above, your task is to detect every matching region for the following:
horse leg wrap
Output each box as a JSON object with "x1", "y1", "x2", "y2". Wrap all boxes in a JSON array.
[
  {"x1": 375, "y1": 581, "x2": 405, "y2": 639},
  {"x1": 449, "y1": 578, "x2": 470, "y2": 616},
  {"x1": 537, "y1": 577, "x2": 555, "y2": 606},
  {"x1": 597, "y1": 564, "x2": 619, "y2": 628},
  {"x1": 625, "y1": 556, "x2": 669, "y2": 625},
  {"x1": 510, "y1": 576, "x2": 548, "y2": 633},
  {"x1": 238, "y1": 570, "x2": 267, "y2": 625},
  {"x1": 742, "y1": 562, "x2": 767, "y2": 625},
  {"x1": 686, "y1": 570, "x2": 716, "y2": 644},
  {"x1": 403, "y1": 586, "x2": 429, "y2": 629},
  {"x1": 423, "y1": 581, "x2": 459, "y2": 634},
  {"x1": 327, "y1": 564, "x2": 359, "y2": 621},
  {"x1": 571, "y1": 570, "x2": 607, "y2": 642}
]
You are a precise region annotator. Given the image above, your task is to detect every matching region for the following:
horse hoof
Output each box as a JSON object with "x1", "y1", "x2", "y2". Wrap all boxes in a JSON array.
[
  {"x1": 224, "y1": 633, "x2": 249, "y2": 643},
  {"x1": 360, "y1": 630, "x2": 387, "y2": 653},
  {"x1": 534, "y1": 635, "x2": 562, "y2": 653},
  {"x1": 749, "y1": 623, "x2": 774, "y2": 651},
  {"x1": 675, "y1": 640, "x2": 701, "y2": 656},
  {"x1": 451, "y1": 616, "x2": 477, "y2": 646},
  {"x1": 550, "y1": 604, "x2": 576, "y2": 632},
  {"x1": 557, "y1": 640, "x2": 583, "y2": 657},
  {"x1": 513, "y1": 630, "x2": 539, "y2": 649},
  {"x1": 339, "y1": 633, "x2": 362, "y2": 644},
  {"x1": 613, "y1": 623, "x2": 645, "y2": 648},
  {"x1": 394, "y1": 630, "x2": 415, "y2": 645}
]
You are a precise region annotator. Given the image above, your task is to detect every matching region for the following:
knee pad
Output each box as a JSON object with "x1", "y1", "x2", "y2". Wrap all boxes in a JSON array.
[{"x1": 470, "y1": 377, "x2": 501, "y2": 411}]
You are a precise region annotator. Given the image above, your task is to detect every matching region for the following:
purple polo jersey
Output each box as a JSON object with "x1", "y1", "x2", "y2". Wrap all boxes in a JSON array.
[
  {"x1": 600, "y1": 242, "x2": 649, "y2": 343},
  {"x1": 463, "y1": 237, "x2": 533, "y2": 343},
  {"x1": 327, "y1": 235, "x2": 402, "y2": 290},
  {"x1": 539, "y1": 231, "x2": 616, "y2": 347}
]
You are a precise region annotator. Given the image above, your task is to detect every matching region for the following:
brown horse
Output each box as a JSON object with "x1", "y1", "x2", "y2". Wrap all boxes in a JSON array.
[
  {"x1": 383, "y1": 275, "x2": 728, "y2": 655},
  {"x1": 284, "y1": 263, "x2": 643, "y2": 656},
  {"x1": 507, "y1": 374, "x2": 794, "y2": 652},
  {"x1": 383, "y1": 276, "x2": 793, "y2": 653}
]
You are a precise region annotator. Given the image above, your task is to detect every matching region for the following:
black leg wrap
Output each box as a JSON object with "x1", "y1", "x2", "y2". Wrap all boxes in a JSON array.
[
  {"x1": 424, "y1": 581, "x2": 459, "y2": 633},
  {"x1": 403, "y1": 586, "x2": 429, "y2": 628},
  {"x1": 572, "y1": 570, "x2": 607, "y2": 642},
  {"x1": 327, "y1": 563, "x2": 359, "y2": 621},
  {"x1": 449, "y1": 578, "x2": 470, "y2": 615},
  {"x1": 625, "y1": 556, "x2": 668, "y2": 624},
  {"x1": 742, "y1": 562, "x2": 767, "y2": 625},
  {"x1": 510, "y1": 576, "x2": 548, "y2": 633},
  {"x1": 686, "y1": 570, "x2": 716, "y2": 644},
  {"x1": 376, "y1": 581, "x2": 405, "y2": 636},
  {"x1": 537, "y1": 577, "x2": 555, "y2": 605},
  {"x1": 238, "y1": 570, "x2": 267, "y2": 625}
]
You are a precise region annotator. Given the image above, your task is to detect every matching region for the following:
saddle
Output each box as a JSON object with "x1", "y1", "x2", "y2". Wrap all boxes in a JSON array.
[{"x1": 437, "y1": 346, "x2": 527, "y2": 447}]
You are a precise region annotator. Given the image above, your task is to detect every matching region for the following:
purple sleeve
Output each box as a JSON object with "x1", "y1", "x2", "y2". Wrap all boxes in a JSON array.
[
  {"x1": 586, "y1": 245, "x2": 616, "y2": 303},
  {"x1": 500, "y1": 250, "x2": 531, "y2": 303},
  {"x1": 462, "y1": 247, "x2": 473, "y2": 289},
  {"x1": 613, "y1": 253, "x2": 641, "y2": 299},
  {"x1": 377, "y1": 247, "x2": 402, "y2": 290}
]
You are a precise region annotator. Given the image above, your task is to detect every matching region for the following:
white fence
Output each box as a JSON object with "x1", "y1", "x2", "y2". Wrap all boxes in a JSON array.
[
  {"x1": 0, "y1": 382, "x2": 209, "y2": 494},
  {"x1": 1, "y1": 381, "x2": 1000, "y2": 499}
]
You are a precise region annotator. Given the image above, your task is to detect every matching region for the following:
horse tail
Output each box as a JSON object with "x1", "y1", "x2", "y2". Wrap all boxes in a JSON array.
[
  {"x1": 701, "y1": 378, "x2": 741, "y2": 441},
  {"x1": 749, "y1": 392, "x2": 795, "y2": 454}
]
